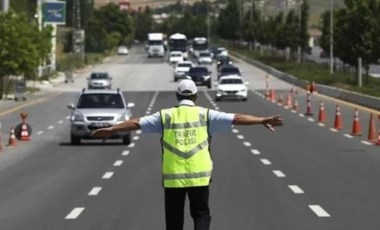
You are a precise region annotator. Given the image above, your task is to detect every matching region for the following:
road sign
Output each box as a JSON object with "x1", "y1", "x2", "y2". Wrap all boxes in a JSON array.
[{"x1": 42, "y1": 1, "x2": 66, "y2": 25}]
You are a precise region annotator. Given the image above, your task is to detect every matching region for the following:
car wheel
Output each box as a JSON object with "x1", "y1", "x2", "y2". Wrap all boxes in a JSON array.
[
  {"x1": 71, "y1": 133, "x2": 81, "y2": 145},
  {"x1": 122, "y1": 133, "x2": 131, "y2": 145},
  {"x1": 242, "y1": 98, "x2": 248, "y2": 101},
  {"x1": 174, "y1": 77, "x2": 177, "y2": 82},
  {"x1": 207, "y1": 83, "x2": 211, "y2": 89}
]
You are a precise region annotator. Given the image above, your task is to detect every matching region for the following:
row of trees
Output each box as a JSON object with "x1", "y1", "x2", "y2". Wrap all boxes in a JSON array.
[
  {"x1": 320, "y1": 0, "x2": 380, "y2": 84},
  {"x1": 0, "y1": 10, "x2": 52, "y2": 100}
]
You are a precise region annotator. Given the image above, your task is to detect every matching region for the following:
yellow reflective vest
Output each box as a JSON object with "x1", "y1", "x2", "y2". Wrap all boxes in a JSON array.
[{"x1": 160, "y1": 106, "x2": 212, "y2": 188}]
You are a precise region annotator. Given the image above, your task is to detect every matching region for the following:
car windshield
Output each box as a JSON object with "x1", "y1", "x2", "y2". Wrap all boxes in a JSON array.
[
  {"x1": 200, "y1": 52, "x2": 211, "y2": 57},
  {"x1": 90, "y1": 73, "x2": 109, "y2": 80},
  {"x1": 220, "y1": 79, "x2": 243, "y2": 84},
  {"x1": 222, "y1": 68, "x2": 240, "y2": 75},
  {"x1": 77, "y1": 94, "x2": 124, "y2": 109},
  {"x1": 178, "y1": 63, "x2": 192, "y2": 68},
  {"x1": 171, "y1": 53, "x2": 182, "y2": 57},
  {"x1": 189, "y1": 68, "x2": 208, "y2": 74}
]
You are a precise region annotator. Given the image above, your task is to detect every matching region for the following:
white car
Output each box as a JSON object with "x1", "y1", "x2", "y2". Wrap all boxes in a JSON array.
[
  {"x1": 169, "y1": 51, "x2": 184, "y2": 65},
  {"x1": 174, "y1": 61, "x2": 193, "y2": 82},
  {"x1": 117, "y1": 46, "x2": 129, "y2": 55},
  {"x1": 215, "y1": 75, "x2": 248, "y2": 101},
  {"x1": 198, "y1": 51, "x2": 213, "y2": 65}
]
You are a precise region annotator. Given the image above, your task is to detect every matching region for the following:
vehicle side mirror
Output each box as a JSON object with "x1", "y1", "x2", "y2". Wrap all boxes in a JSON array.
[
  {"x1": 127, "y1": 102, "x2": 135, "y2": 108},
  {"x1": 67, "y1": 103, "x2": 75, "y2": 110}
]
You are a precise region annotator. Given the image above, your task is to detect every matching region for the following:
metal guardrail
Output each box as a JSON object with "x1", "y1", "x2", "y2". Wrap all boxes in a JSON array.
[{"x1": 231, "y1": 51, "x2": 380, "y2": 111}]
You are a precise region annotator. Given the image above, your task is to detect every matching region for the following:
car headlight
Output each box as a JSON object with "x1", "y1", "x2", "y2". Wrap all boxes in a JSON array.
[
  {"x1": 117, "y1": 113, "x2": 128, "y2": 122},
  {"x1": 72, "y1": 111, "x2": 84, "y2": 122},
  {"x1": 203, "y1": 75, "x2": 210, "y2": 80},
  {"x1": 239, "y1": 89, "x2": 247, "y2": 92}
]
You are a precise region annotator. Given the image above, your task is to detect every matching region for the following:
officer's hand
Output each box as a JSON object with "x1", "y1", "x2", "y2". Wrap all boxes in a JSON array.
[
  {"x1": 90, "y1": 127, "x2": 113, "y2": 141},
  {"x1": 262, "y1": 115, "x2": 283, "y2": 132}
]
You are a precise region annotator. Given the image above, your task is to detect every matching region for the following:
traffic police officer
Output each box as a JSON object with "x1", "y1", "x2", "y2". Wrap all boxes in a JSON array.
[{"x1": 91, "y1": 79, "x2": 283, "y2": 230}]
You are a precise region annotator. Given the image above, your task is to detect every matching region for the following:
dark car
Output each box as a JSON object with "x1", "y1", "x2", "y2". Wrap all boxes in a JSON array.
[
  {"x1": 186, "y1": 66, "x2": 212, "y2": 89},
  {"x1": 216, "y1": 56, "x2": 232, "y2": 69},
  {"x1": 217, "y1": 64, "x2": 241, "y2": 80}
]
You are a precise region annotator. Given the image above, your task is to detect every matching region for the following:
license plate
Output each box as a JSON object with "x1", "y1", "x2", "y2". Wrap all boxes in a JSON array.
[{"x1": 91, "y1": 122, "x2": 109, "y2": 127}]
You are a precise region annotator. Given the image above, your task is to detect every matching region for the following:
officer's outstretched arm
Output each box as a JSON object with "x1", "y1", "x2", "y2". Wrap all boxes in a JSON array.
[
  {"x1": 91, "y1": 118, "x2": 141, "y2": 139},
  {"x1": 232, "y1": 114, "x2": 283, "y2": 132}
]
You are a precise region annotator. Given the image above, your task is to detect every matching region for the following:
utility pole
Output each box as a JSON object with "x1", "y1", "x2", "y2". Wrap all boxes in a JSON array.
[
  {"x1": 1, "y1": 0, "x2": 9, "y2": 12},
  {"x1": 330, "y1": 0, "x2": 334, "y2": 74}
]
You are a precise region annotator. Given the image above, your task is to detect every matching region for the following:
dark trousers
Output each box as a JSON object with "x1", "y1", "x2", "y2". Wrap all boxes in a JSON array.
[{"x1": 164, "y1": 186, "x2": 211, "y2": 230}]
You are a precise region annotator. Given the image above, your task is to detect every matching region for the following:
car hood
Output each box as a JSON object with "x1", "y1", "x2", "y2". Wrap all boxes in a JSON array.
[
  {"x1": 75, "y1": 108, "x2": 128, "y2": 116},
  {"x1": 175, "y1": 67, "x2": 190, "y2": 72},
  {"x1": 218, "y1": 84, "x2": 246, "y2": 91}
]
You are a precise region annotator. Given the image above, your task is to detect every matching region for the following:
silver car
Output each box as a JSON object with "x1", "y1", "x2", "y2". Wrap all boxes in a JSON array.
[
  {"x1": 67, "y1": 88, "x2": 135, "y2": 145},
  {"x1": 87, "y1": 72, "x2": 112, "y2": 89}
]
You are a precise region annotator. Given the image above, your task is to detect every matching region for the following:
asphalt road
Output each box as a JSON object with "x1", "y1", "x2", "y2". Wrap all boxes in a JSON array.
[{"x1": 0, "y1": 46, "x2": 379, "y2": 230}]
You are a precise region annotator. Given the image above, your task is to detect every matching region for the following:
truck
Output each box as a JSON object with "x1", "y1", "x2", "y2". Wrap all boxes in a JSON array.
[
  {"x1": 169, "y1": 33, "x2": 188, "y2": 60},
  {"x1": 147, "y1": 33, "x2": 165, "y2": 58}
]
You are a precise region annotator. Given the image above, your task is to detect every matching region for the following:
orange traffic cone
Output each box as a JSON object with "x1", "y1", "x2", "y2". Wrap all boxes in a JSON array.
[
  {"x1": 334, "y1": 105, "x2": 343, "y2": 130},
  {"x1": 305, "y1": 92, "x2": 313, "y2": 116},
  {"x1": 20, "y1": 123, "x2": 31, "y2": 141},
  {"x1": 376, "y1": 128, "x2": 380, "y2": 146},
  {"x1": 311, "y1": 81, "x2": 317, "y2": 94},
  {"x1": 368, "y1": 113, "x2": 377, "y2": 142},
  {"x1": 7, "y1": 127, "x2": 17, "y2": 147},
  {"x1": 318, "y1": 101, "x2": 326, "y2": 123},
  {"x1": 292, "y1": 99, "x2": 299, "y2": 112},
  {"x1": 270, "y1": 87, "x2": 276, "y2": 103},
  {"x1": 277, "y1": 94, "x2": 283, "y2": 106},
  {"x1": 351, "y1": 109, "x2": 362, "y2": 136},
  {"x1": 285, "y1": 94, "x2": 292, "y2": 108}
]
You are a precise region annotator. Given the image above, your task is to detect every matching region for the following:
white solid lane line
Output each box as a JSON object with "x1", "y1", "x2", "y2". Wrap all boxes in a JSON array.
[
  {"x1": 243, "y1": 142, "x2": 251, "y2": 147},
  {"x1": 102, "y1": 172, "x2": 114, "y2": 179},
  {"x1": 251, "y1": 149, "x2": 261, "y2": 155},
  {"x1": 65, "y1": 207, "x2": 85, "y2": 219},
  {"x1": 47, "y1": 125, "x2": 54, "y2": 130},
  {"x1": 260, "y1": 159, "x2": 271, "y2": 165},
  {"x1": 308, "y1": 205, "x2": 331, "y2": 217},
  {"x1": 232, "y1": 129, "x2": 239, "y2": 133},
  {"x1": 37, "y1": 131, "x2": 44, "y2": 135},
  {"x1": 273, "y1": 170, "x2": 286, "y2": 177},
  {"x1": 122, "y1": 150, "x2": 130, "y2": 156},
  {"x1": 133, "y1": 136, "x2": 139, "y2": 140},
  {"x1": 88, "y1": 187, "x2": 102, "y2": 196},
  {"x1": 114, "y1": 160, "x2": 123, "y2": 166},
  {"x1": 288, "y1": 185, "x2": 304, "y2": 194}
]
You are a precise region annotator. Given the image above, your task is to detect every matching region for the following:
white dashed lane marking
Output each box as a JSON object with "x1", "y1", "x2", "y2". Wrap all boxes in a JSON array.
[
  {"x1": 260, "y1": 159, "x2": 271, "y2": 165},
  {"x1": 318, "y1": 123, "x2": 325, "y2": 127},
  {"x1": 88, "y1": 187, "x2": 102, "y2": 196},
  {"x1": 128, "y1": 143, "x2": 135, "y2": 148},
  {"x1": 122, "y1": 150, "x2": 130, "y2": 156},
  {"x1": 114, "y1": 160, "x2": 123, "y2": 166},
  {"x1": 102, "y1": 172, "x2": 114, "y2": 179},
  {"x1": 273, "y1": 170, "x2": 286, "y2": 177},
  {"x1": 251, "y1": 149, "x2": 261, "y2": 155},
  {"x1": 307, "y1": 118, "x2": 314, "y2": 122},
  {"x1": 288, "y1": 185, "x2": 304, "y2": 194},
  {"x1": 344, "y1": 134, "x2": 353, "y2": 139},
  {"x1": 299, "y1": 114, "x2": 305, "y2": 117},
  {"x1": 136, "y1": 130, "x2": 142, "y2": 135},
  {"x1": 65, "y1": 116, "x2": 70, "y2": 119},
  {"x1": 309, "y1": 205, "x2": 331, "y2": 217},
  {"x1": 361, "y1": 140, "x2": 373, "y2": 145},
  {"x1": 133, "y1": 136, "x2": 139, "y2": 140},
  {"x1": 57, "y1": 120, "x2": 63, "y2": 124},
  {"x1": 65, "y1": 207, "x2": 85, "y2": 219},
  {"x1": 330, "y1": 128, "x2": 338, "y2": 132},
  {"x1": 232, "y1": 129, "x2": 239, "y2": 133},
  {"x1": 243, "y1": 142, "x2": 251, "y2": 147},
  {"x1": 237, "y1": 135, "x2": 244, "y2": 139},
  {"x1": 47, "y1": 125, "x2": 54, "y2": 130},
  {"x1": 37, "y1": 131, "x2": 44, "y2": 135}
]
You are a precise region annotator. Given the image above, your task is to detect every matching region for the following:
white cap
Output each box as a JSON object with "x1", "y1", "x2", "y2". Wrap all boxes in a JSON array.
[{"x1": 177, "y1": 79, "x2": 198, "y2": 96}]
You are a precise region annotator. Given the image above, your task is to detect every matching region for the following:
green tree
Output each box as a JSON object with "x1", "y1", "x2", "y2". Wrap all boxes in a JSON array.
[
  {"x1": 217, "y1": 0, "x2": 240, "y2": 41},
  {"x1": 133, "y1": 6, "x2": 153, "y2": 41},
  {"x1": 0, "y1": 10, "x2": 52, "y2": 99}
]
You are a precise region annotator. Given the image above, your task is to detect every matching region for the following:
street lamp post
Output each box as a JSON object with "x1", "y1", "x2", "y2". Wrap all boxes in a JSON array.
[
  {"x1": 330, "y1": 0, "x2": 334, "y2": 74},
  {"x1": 1, "y1": 0, "x2": 9, "y2": 12}
]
